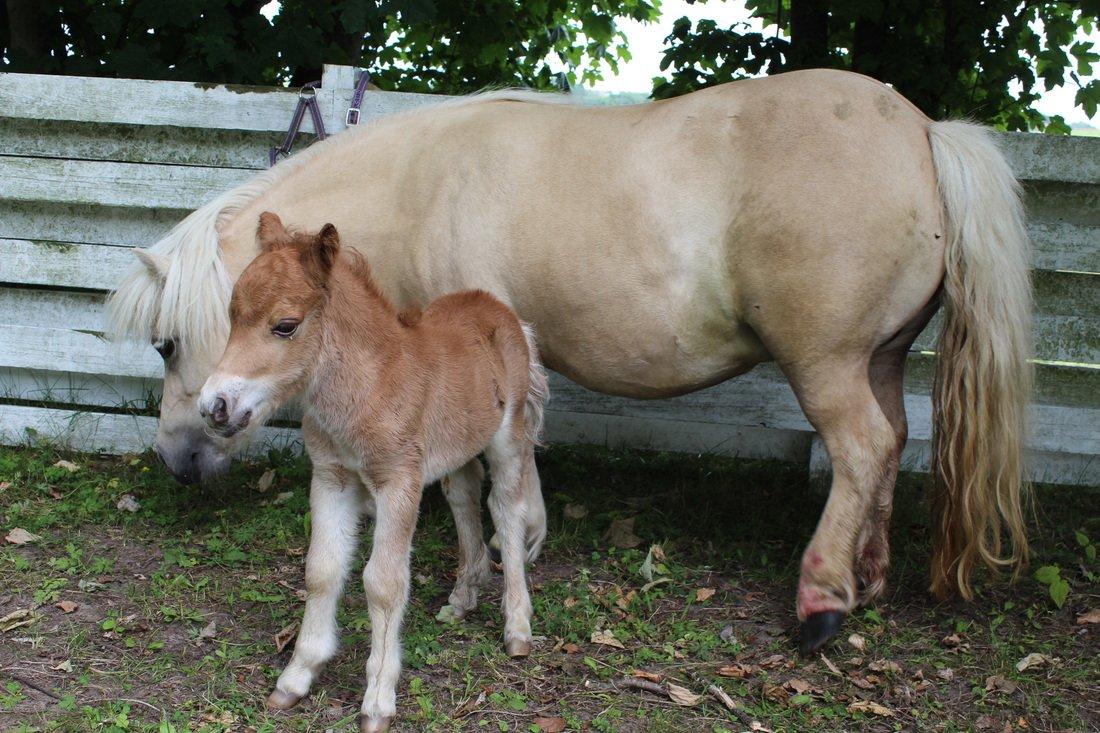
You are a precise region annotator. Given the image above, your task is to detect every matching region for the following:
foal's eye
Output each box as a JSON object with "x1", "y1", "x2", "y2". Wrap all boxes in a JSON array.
[
  {"x1": 271, "y1": 320, "x2": 300, "y2": 338},
  {"x1": 153, "y1": 339, "x2": 175, "y2": 360}
]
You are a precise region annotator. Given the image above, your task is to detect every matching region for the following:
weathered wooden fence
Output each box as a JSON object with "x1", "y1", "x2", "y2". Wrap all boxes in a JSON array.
[{"x1": 1, "y1": 65, "x2": 1097, "y2": 485}]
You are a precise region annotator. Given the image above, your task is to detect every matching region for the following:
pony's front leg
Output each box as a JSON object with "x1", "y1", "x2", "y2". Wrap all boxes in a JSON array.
[
  {"x1": 269, "y1": 462, "x2": 363, "y2": 709},
  {"x1": 359, "y1": 472, "x2": 422, "y2": 733},
  {"x1": 486, "y1": 438, "x2": 534, "y2": 658},
  {"x1": 439, "y1": 460, "x2": 491, "y2": 620}
]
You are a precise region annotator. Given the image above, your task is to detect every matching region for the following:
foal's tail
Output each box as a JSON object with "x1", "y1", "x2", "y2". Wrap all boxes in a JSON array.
[
  {"x1": 521, "y1": 323, "x2": 549, "y2": 445},
  {"x1": 927, "y1": 120, "x2": 1033, "y2": 600}
]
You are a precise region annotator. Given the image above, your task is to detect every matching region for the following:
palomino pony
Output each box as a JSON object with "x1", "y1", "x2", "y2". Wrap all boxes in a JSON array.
[
  {"x1": 108, "y1": 69, "x2": 1032, "y2": 654},
  {"x1": 199, "y1": 215, "x2": 548, "y2": 731}
]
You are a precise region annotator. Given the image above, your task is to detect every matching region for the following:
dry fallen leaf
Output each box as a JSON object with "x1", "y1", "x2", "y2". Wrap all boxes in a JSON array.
[
  {"x1": 985, "y1": 675, "x2": 1019, "y2": 694},
  {"x1": 591, "y1": 629, "x2": 625, "y2": 649},
  {"x1": 762, "y1": 683, "x2": 789, "y2": 703},
  {"x1": 0, "y1": 481, "x2": 11, "y2": 491},
  {"x1": 256, "y1": 469, "x2": 276, "y2": 493},
  {"x1": 52, "y1": 659, "x2": 73, "y2": 673},
  {"x1": 848, "y1": 633, "x2": 866, "y2": 652},
  {"x1": 667, "y1": 682, "x2": 701, "y2": 706},
  {"x1": 695, "y1": 587, "x2": 716, "y2": 602},
  {"x1": 563, "y1": 597, "x2": 577, "y2": 609},
  {"x1": 0, "y1": 609, "x2": 39, "y2": 632},
  {"x1": 1076, "y1": 608, "x2": 1100, "y2": 625},
  {"x1": 274, "y1": 622, "x2": 298, "y2": 653},
  {"x1": 563, "y1": 503, "x2": 588, "y2": 520},
  {"x1": 941, "y1": 633, "x2": 962, "y2": 647},
  {"x1": 116, "y1": 494, "x2": 140, "y2": 513},
  {"x1": 632, "y1": 669, "x2": 663, "y2": 683},
  {"x1": 198, "y1": 620, "x2": 217, "y2": 642},
  {"x1": 55, "y1": 600, "x2": 79, "y2": 614},
  {"x1": 717, "y1": 663, "x2": 756, "y2": 679},
  {"x1": 937, "y1": 667, "x2": 955, "y2": 681},
  {"x1": 532, "y1": 717, "x2": 566, "y2": 733},
  {"x1": 868, "y1": 659, "x2": 902, "y2": 674},
  {"x1": 273, "y1": 491, "x2": 295, "y2": 505},
  {"x1": 759, "y1": 653, "x2": 787, "y2": 669},
  {"x1": 604, "y1": 517, "x2": 642, "y2": 549},
  {"x1": 5, "y1": 527, "x2": 41, "y2": 545},
  {"x1": 786, "y1": 678, "x2": 813, "y2": 694},
  {"x1": 1015, "y1": 653, "x2": 1053, "y2": 673},
  {"x1": 821, "y1": 655, "x2": 842, "y2": 676},
  {"x1": 849, "y1": 700, "x2": 895, "y2": 717},
  {"x1": 562, "y1": 642, "x2": 580, "y2": 654},
  {"x1": 53, "y1": 459, "x2": 79, "y2": 472}
]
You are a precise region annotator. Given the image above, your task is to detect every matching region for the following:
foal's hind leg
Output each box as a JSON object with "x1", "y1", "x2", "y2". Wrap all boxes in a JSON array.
[
  {"x1": 485, "y1": 434, "x2": 534, "y2": 658},
  {"x1": 487, "y1": 452, "x2": 547, "y2": 566},
  {"x1": 854, "y1": 348, "x2": 909, "y2": 606},
  {"x1": 784, "y1": 358, "x2": 897, "y2": 656},
  {"x1": 439, "y1": 460, "x2": 491, "y2": 620}
]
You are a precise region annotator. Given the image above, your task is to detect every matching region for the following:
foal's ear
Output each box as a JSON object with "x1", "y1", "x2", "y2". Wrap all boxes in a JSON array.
[
  {"x1": 303, "y1": 223, "x2": 341, "y2": 282},
  {"x1": 256, "y1": 211, "x2": 289, "y2": 252}
]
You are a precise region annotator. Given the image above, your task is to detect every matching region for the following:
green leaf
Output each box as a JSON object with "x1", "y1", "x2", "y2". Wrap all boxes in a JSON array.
[
  {"x1": 1049, "y1": 578, "x2": 1069, "y2": 608},
  {"x1": 1034, "y1": 565, "x2": 1061, "y2": 584}
]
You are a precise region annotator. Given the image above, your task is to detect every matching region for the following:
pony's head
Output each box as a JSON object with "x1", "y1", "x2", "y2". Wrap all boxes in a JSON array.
[
  {"x1": 199, "y1": 214, "x2": 338, "y2": 439},
  {"x1": 106, "y1": 193, "x2": 239, "y2": 483}
]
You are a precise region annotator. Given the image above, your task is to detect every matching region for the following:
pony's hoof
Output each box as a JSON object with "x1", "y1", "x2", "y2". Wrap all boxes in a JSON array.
[
  {"x1": 266, "y1": 688, "x2": 303, "y2": 710},
  {"x1": 799, "y1": 610, "x2": 846, "y2": 657},
  {"x1": 359, "y1": 714, "x2": 393, "y2": 733},
  {"x1": 505, "y1": 637, "x2": 531, "y2": 658}
]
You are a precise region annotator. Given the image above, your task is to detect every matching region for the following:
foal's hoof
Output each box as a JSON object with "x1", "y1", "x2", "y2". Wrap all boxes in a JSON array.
[
  {"x1": 505, "y1": 637, "x2": 531, "y2": 658},
  {"x1": 359, "y1": 714, "x2": 393, "y2": 733},
  {"x1": 799, "y1": 610, "x2": 846, "y2": 657},
  {"x1": 266, "y1": 688, "x2": 303, "y2": 710},
  {"x1": 488, "y1": 535, "x2": 503, "y2": 567}
]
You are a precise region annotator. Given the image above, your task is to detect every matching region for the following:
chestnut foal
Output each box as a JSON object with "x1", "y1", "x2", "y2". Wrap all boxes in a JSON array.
[{"x1": 199, "y1": 214, "x2": 547, "y2": 732}]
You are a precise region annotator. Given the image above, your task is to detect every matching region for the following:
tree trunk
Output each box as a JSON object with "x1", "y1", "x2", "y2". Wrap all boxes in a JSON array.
[
  {"x1": 787, "y1": 0, "x2": 830, "y2": 70},
  {"x1": 5, "y1": 0, "x2": 58, "y2": 73}
]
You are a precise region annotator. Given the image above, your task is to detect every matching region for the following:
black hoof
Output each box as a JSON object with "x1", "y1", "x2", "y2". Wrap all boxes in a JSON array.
[
  {"x1": 488, "y1": 544, "x2": 502, "y2": 565},
  {"x1": 799, "y1": 610, "x2": 846, "y2": 657}
]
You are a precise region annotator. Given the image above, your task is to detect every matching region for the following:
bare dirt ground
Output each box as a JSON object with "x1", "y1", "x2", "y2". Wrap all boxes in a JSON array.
[{"x1": 1, "y1": 444, "x2": 1097, "y2": 732}]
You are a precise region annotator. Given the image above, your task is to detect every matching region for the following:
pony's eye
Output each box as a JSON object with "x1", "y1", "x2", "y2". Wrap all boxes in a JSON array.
[
  {"x1": 153, "y1": 339, "x2": 175, "y2": 360},
  {"x1": 272, "y1": 320, "x2": 300, "y2": 338}
]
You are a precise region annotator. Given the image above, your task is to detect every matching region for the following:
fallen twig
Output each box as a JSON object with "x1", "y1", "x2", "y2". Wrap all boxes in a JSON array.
[
  {"x1": 687, "y1": 669, "x2": 755, "y2": 728},
  {"x1": 4, "y1": 672, "x2": 61, "y2": 701}
]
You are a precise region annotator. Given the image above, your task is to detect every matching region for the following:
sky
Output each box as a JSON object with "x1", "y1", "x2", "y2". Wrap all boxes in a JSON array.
[{"x1": 590, "y1": 0, "x2": 1097, "y2": 125}]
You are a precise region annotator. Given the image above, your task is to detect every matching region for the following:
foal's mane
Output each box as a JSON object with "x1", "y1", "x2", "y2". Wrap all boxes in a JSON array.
[{"x1": 105, "y1": 87, "x2": 570, "y2": 354}]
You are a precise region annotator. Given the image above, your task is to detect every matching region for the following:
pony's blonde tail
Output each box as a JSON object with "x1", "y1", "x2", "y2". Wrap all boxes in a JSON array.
[
  {"x1": 927, "y1": 120, "x2": 1033, "y2": 600},
  {"x1": 521, "y1": 323, "x2": 549, "y2": 446}
]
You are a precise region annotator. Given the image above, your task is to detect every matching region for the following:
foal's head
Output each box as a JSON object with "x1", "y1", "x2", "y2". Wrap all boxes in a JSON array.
[{"x1": 198, "y1": 212, "x2": 340, "y2": 438}]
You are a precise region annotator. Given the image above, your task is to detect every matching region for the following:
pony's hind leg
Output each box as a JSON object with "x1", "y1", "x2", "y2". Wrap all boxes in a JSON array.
[
  {"x1": 360, "y1": 469, "x2": 423, "y2": 733},
  {"x1": 784, "y1": 358, "x2": 897, "y2": 656},
  {"x1": 269, "y1": 461, "x2": 362, "y2": 709},
  {"x1": 487, "y1": 455, "x2": 547, "y2": 566},
  {"x1": 854, "y1": 347, "x2": 909, "y2": 606},
  {"x1": 485, "y1": 433, "x2": 534, "y2": 658},
  {"x1": 439, "y1": 459, "x2": 491, "y2": 620}
]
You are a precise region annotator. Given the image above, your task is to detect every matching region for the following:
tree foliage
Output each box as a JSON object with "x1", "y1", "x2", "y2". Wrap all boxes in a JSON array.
[
  {"x1": 653, "y1": 0, "x2": 1100, "y2": 132},
  {"x1": 0, "y1": 0, "x2": 658, "y2": 93}
]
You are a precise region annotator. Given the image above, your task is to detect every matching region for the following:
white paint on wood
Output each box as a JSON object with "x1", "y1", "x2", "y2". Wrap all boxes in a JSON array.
[
  {"x1": 0, "y1": 325, "x2": 162, "y2": 379},
  {"x1": 0, "y1": 156, "x2": 252, "y2": 209}
]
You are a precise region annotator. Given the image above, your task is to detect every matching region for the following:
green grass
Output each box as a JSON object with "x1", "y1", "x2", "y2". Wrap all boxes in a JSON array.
[{"x1": 0, "y1": 444, "x2": 1097, "y2": 732}]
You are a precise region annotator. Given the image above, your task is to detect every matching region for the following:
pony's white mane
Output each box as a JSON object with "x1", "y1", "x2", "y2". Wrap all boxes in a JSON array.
[{"x1": 105, "y1": 87, "x2": 571, "y2": 355}]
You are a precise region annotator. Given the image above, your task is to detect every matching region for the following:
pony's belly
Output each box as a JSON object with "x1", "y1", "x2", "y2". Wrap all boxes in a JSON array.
[{"x1": 541, "y1": 317, "x2": 771, "y2": 399}]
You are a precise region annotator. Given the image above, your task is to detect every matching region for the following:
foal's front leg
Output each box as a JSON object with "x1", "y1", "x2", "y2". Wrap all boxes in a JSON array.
[
  {"x1": 360, "y1": 471, "x2": 423, "y2": 733},
  {"x1": 269, "y1": 462, "x2": 363, "y2": 709}
]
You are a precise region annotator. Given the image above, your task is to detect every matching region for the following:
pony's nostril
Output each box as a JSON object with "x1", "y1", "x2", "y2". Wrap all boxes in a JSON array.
[{"x1": 211, "y1": 397, "x2": 228, "y2": 425}]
